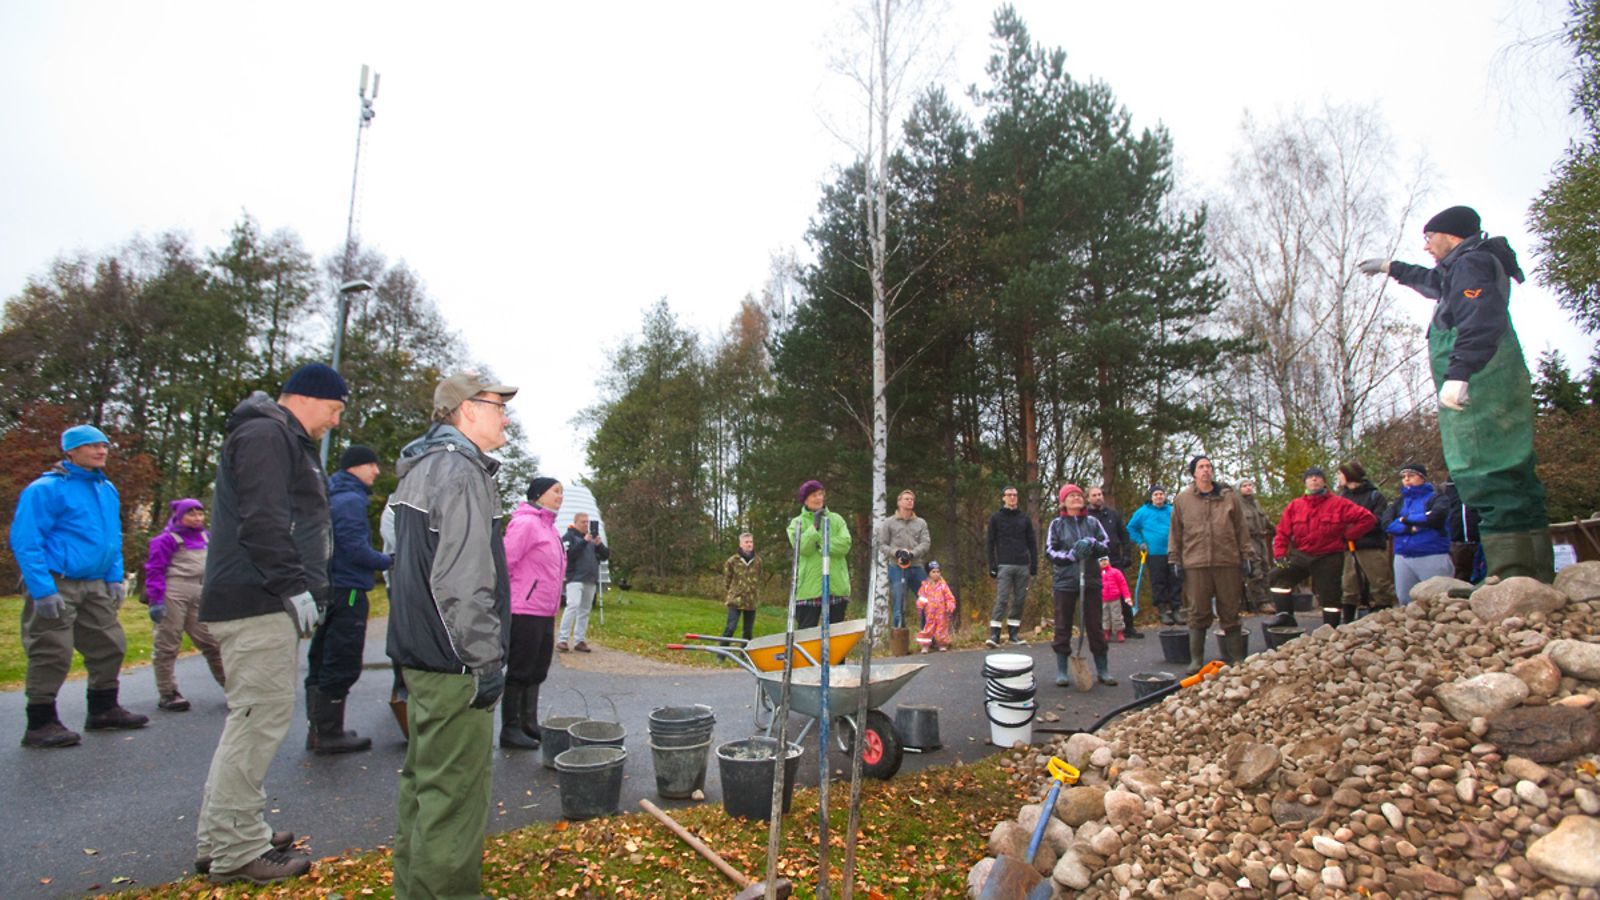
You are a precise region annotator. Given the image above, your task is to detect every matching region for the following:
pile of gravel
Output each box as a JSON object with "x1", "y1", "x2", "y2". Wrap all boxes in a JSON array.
[{"x1": 969, "y1": 562, "x2": 1600, "y2": 899}]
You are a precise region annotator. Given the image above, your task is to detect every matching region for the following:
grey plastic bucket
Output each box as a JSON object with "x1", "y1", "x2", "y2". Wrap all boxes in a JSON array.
[
  {"x1": 554, "y1": 746, "x2": 627, "y2": 820},
  {"x1": 895, "y1": 705, "x2": 941, "y2": 750},
  {"x1": 569, "y1": 719, "x2": 627, "y2": 749},
  {"x1": 1263, "y1": 625, "x2": 1304, "y2": 650},
  {"x1": 650, "y1": 738, "x2": 712, "y2": 799},
  {"x1": 539, "y1": 715, "x2": 587, "y2": 770},
  {"x1": 1131, "y1": 671, "x2": 1177, "y2": 700},
  {"x1": 716, "y1": 738, "x2": 803, "y2": 821},
  {"x1": 1158, "y1": 629, "x2": 1190, "y2": 664},
  {"x1": 651, "y1": 725, "x2": 716, "y2": 748},
  {"x1": 649, "y1": 704, "x2": 715, "y2": 733}
]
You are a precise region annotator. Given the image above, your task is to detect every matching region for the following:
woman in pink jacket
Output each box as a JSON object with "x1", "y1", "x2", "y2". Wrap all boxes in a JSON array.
[{"x1": 499, "y1": 477, "x2": 566, "y2": 750}]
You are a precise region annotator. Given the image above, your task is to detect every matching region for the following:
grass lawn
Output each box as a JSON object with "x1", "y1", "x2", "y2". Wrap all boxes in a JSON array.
[
  {"x1": 0, "y1": 586, "x2": 390, "y2": 691},
  {"x1": 584, "y1": 590, "x2": 791, "y2": 666},
  {"x1": 118, "y1": 744, "x2": 1028, "y2": 899}
]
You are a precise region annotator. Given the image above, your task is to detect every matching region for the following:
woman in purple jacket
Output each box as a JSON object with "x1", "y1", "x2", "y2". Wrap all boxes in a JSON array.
[
  {"x1": 142, "y1": 498, "x2": 226, "y2": 711},
  {"x1": 499, "y1": 477, "x2": 567, "y2": 750}
]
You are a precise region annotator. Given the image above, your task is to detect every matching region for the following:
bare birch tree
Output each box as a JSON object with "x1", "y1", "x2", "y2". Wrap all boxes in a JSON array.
[{"x1": 1211, "y1": 103, "x2": 1430, "y2": 473}]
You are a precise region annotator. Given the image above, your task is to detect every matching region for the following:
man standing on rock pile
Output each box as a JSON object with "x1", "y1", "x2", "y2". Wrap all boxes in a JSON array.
[
  {"x1": 1271, "y1": 467, "x2": 1377, "y2": 629},
  {"x1": 1359, "y1": 205, "x2": 1554, "y2": 583},
  {"x1": 1169, "y1": 456, "x2": 1254, "y2": 672}
]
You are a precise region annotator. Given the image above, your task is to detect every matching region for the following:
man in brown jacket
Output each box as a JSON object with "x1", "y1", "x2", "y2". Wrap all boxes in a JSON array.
[{"x1": 1169, "y1": 456, "x2": 1254, "y2": 672}]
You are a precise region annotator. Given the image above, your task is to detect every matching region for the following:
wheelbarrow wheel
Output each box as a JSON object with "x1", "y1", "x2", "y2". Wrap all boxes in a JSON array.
[{"x1": 839, "y1": 709, "x2": 903, "y2": 780}]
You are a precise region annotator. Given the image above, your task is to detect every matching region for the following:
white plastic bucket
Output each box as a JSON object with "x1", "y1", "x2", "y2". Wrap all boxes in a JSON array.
[
  {"x1": 986, "y1": 699, "x2": 1036, "y2": 747},
  {"x1": 984, "y1": 653, "x2": 1036, "y2": 692}
]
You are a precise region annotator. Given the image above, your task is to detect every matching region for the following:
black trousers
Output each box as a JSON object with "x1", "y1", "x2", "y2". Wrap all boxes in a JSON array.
[
  {"x1": 506, "y1": 614, "x2": 555, "y2": 688},
  {"x1": 794, "y1": 598, "x2": 849, "y2": 630},
  {"x1": 1148, "y1": 555, "x2": 1182, "y2": 610},
  {"x1": 1051, "y1": 587, "x2": 1107, "y2": 657},
  {"x1": 722, "y1": 607, "x2": 756, "y2": 641},
  {"x1": 1272, "y1": 552, "x2": 1345, "y2": 612},
  {"x1": 307, "y1": 588, "x2": 369, "y2": 698}
]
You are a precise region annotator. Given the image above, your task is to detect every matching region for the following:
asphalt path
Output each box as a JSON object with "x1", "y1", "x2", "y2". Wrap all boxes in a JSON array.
[{"x1": 0, "y1": 613, "x2": 1305, "y2": 897}]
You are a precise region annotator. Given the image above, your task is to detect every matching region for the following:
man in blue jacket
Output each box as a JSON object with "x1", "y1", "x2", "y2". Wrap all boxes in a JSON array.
[
  {"x1": 9, "y1": 424, "x2": 148, "y2": 748},
  {"x1": 304, "y1": 444, "x2": 392, "y2": 755},
  {"x1": 1127, "y1": 486, "x2": 1181, "y2": 625}
]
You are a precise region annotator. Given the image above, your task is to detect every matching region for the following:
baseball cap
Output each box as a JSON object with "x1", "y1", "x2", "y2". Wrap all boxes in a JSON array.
[{"x1": 433, "y1": 371, "x2": 519, "y2": 420}]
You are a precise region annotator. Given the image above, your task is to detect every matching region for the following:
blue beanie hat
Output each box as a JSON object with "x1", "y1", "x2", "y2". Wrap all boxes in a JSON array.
[
  {"x1": 282, "y1": 363, "x2": 349, "y2": 401},
  {"x1": 61, "y1": 424, "x2": 110, "y2": 452}
]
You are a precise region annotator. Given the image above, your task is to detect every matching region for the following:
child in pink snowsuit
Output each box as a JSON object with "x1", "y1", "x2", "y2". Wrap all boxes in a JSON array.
[
  {"x1": 1100, "y1": 557, "x2": 1129, "y2": 642},
  {"x1": 916, "y1": 561, "x2": 956, "y2": 652}
]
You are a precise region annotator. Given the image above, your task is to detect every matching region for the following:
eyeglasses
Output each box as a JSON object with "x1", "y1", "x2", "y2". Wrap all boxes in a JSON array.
[{"x1": 467, "y1": 397, "x2": 508, "y2": 414}]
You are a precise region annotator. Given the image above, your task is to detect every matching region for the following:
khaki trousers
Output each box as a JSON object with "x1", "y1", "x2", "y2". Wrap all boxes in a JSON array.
[
  {"x1": 393, "y1": 668, "x2": 495, "y2": 900},
  {"x1": 22, "y1": 577, "x2": 126, "y2": 704},
  {"x1": 1342, "y1": 548, "x2": 1397, "y2": 608},
  {"x1": 195, "y1": 613, "x2": 298, "y2": 873},
  {"x1": 152, "y1": 576, "x2": 225, "y2": 696},
  {"x1": 1184, "y1": 566, "x2": 1245, "y2": 631}
]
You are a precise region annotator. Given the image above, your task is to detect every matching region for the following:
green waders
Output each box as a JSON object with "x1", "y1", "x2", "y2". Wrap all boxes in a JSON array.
[{"x1": 1429, "y1": 319, "x2": 1554, "y2": 582}]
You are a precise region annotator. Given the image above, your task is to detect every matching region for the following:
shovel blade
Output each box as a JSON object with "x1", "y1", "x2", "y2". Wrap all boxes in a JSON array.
[
  {"x1": 1069, "y1": 654, "x2": 1094, "y2": 693},
  {"x1": 977, "y1": 855, "x2": 1042, "y2": 900}
]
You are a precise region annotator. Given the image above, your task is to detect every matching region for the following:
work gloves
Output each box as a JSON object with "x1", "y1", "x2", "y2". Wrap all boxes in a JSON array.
[
  {"x1": 1356, "y1": 258, "x2": 1390, "y2": 276},
  {"x1": 1071, "y1": 538, "x2": 1095, "y2": 560},
  {"x1": 470, "y1": 667, "x2": 506, "y2": 710},
  {"x1": 1241, "y1": 560, "x2": 1253, "y2": 579},
  {"x1": 149, "y1": 604, "x2": 165, "y2": 624},
  {"x1": 1439, "y1": 380, "x2": 1470, "y2": 411},
  {"x1": 284, "y1": 591, "x2": 322, "y2": 638},
  {"x1": 33, "y1": 593, "x2": 65, "y2": 619},
  {"x1": 107, "y1": 582, "x2": 126, "y2": 608},
  {"x1": 1173, "y1": 564, "x2": 1185, "y2": 580}
]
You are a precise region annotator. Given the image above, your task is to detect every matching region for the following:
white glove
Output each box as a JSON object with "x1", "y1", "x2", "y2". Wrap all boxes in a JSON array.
[
  {"x1": 1357, "y1": 258, "x2": 1390, "y2": 276},
  {"x1": 284, "y1": 591, "x2": 321, "y2": 637},
  {"x1": 1438, "y1": 380, "x2": 1470, "y2": 411},
  {"x1": 106, "y1": 582, "x2": 126, "y2": 609}
]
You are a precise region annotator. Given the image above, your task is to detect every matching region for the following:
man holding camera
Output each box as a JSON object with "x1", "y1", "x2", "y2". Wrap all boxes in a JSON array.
[{"x1": 557, "y1": 511, "x2": 609, "y2": 652}]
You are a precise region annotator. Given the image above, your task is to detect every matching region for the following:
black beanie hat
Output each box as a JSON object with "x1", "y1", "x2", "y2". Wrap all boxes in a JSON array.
[
  {"x1": 1399, "y1": 461, "x2": 1428, "y2": 478},
  {"x1": 527, "y1": 476, "x2": 560, "y2": 503},
  {"x1": 1423, "y1": 205, "x2": 1481, "y2": 239},
  {"x1": 338, "y1": 444, "x2": 379, "y2": 470},
  {"x1": 1147, "y1": 484, "x2": 1166, "y2": 500},
  {"x1": 1188, "y1": 455, "x2": 1209, "y2": 476},
  {"x1": 282, "y1": 363, "x2": 349, "y2": 401},
  {"x1": 1303, "y1": 466, "x2": 1327, "y2": 480}
]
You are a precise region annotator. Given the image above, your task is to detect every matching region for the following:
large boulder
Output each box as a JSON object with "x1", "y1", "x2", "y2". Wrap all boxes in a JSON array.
[
  {"x1": 1433, "y1": 672, "x2": 1529, "y2": 721},
  {"x1": 1409, "y1": 575, "x2": 1473, "y2": 605},
  {"x1": 1063, "y1": 732, "x2": 1109, "y2": 771},
  {"x1": 1103, "y1": 789, "x2": 1145, "y2": 828},
  {"x1": 1511, "y1": 654, "x2": 1563, "y2": 698},
  {"x1": 1487, "y1": 705, "x2": 1600, "y2": 763},
  {"x1": 1055, "y1": 785, "x2": 1107, "y2": 828},
  {"x1": 1224, "y1": 741, "x2": 1281, "y2": 789},
  {"x1": 1547, "y1": 638, "x2": 1600, "y2": 681},
  {"x1": 1555, "y1": 560, "x2": 1600, "y2": 602},
  {"x1": 1527, "y1": 815, "x2": 1600, "y2": 886},
  {"x1": 1469, "y1": 576, "x2": 1569, "y2": 623}
]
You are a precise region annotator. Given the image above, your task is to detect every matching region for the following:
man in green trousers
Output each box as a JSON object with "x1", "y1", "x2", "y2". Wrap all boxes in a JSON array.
[
  {"x1": 386, "y1": 372, "x2": 517, "y2": 899},
  {"x1": 1360, "y1": 205, "x2": 1554, "y2": 582}
]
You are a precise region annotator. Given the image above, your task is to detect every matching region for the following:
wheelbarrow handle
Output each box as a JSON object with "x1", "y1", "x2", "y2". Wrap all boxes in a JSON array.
[{"x1": 1179, "y1": 659, "x2": 1225, "y2": 688}]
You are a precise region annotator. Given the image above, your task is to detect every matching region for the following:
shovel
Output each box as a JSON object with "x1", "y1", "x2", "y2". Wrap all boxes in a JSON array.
[
  {"x1": 641, "y1": 799, "x2": 793, "y2": 900},
  {"x1": 978, "y1": 757, "x2": 1080, "y2": 900},
  {"x1": 1069, "y1": 562, "x2": 1094, "y2": 692}
]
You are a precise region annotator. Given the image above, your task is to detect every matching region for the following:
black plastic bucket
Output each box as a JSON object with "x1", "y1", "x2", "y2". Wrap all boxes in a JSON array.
[
  {"x1": 650, "y1": 739, "x2": 712, "y2": 799},
  {"x1": 716, "y1": 738, "x2": 803, "y2": 821},
  {"x1": 569, "y1": 720, "x2": 627, "y2": 749},
  {"x1": 1292, "y1": 591, "x2": 1314, "y2": 612},
  {"x1": 539, "y1": 715, "x2": 587, "y2": 770},
  {"x1": 1158, "y1": 629, "x2": 1191, "y2": 664},
  {"x1": 554, "y1": 746, "x2": 627, "y2": 820},
  {"x1": 1263, "y1": 625, "x2": 1304, "y2": 650},
  {"x1": 1214, "y1": 628, "x2": 1252, "y2": 658},
  {"x1": 894, "y1": 705, "x2": 941, "y2": 750},
  {"x1": 1131, "y1": 671, "x2": 1177, "y2": 699}
]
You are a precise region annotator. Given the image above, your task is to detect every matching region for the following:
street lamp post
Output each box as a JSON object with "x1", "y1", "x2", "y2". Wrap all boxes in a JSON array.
[{"x1": 321, "y1": 278, "x2": 374, "y2": 469}]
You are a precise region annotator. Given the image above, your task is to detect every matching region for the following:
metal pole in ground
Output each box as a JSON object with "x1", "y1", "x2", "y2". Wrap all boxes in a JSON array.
[
  {"x1": 815, "y1": 512, "x2": 833, "y2": 900},
  {"x1": 839, "y1": 542, "x2": 877, "y2": 899},
  {"x1": 763, "y1": 519, "x2": 805, "y2": 900}
]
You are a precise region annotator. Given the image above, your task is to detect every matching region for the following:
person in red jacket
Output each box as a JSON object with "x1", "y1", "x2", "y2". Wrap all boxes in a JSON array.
[{"x1": 1270, "y1": 467, "x2": 1378, "y2": 629}]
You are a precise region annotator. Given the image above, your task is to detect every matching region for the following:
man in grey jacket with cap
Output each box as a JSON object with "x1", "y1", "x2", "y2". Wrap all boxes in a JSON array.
[{"x1": 387, "y1": 370, "x2": 517, "y2": 900}]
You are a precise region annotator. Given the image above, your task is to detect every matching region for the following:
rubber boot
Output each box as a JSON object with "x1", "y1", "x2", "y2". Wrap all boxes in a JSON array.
[
  {"x1": 1483, "y1": 530, "x2": 1558, "y2": 584},
  {"x1": 1054, "y1": 653, "x2": 1071, "y2": 687},
  {"x1": 499, "y1": 684, "x2": 539, "y2": 750},
  {"x1": 84, "y1": 687, "x2": 148, "y2": 731},
  {"x1": 1221, "y1": 626, "x2": 1245, "y2": 664},
  {"x1": 1321, "y1": 608, "x2": 1342, "y2": 629},
  {"x1": 22, "y1": 702, "x2": 80, "y2": 748},
  {"x1": 1007, "y1": 623, "x2": 1028, "y2": 646},
  {"x1": 310, "y1": 687, "x2": 372, "y2": 755},
  {"x1": 304, "y1": 686, "x2": 319, "y2": 751},
  {"x1": 985, "y1": 625, "x2": 1001, "y2": 648},
  {"x1": 1186, "y1": 629, "x2": 1208, "y2": 676},
  {"x1": 520, "y1": 683, "x2": 542, "y2": 743},
  {"x1": 1093, "y1": 652, "x2": 1117, "y2": 687},
  {"x1": 1340, "y1": 604, "x2": 1359, "y2": 626}
]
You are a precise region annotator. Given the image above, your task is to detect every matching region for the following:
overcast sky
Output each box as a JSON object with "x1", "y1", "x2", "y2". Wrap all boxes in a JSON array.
[{"x1": 2, "y1": 0, "x2": 1592, "y2": 482}]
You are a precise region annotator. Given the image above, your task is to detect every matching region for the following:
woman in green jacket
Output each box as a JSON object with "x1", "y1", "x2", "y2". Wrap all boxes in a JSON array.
[{"x1": 788, "y1": 480, "x2": 852, "y2": 628}]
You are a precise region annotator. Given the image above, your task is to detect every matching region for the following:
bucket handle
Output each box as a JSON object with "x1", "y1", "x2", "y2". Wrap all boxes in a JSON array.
[{"x1": 985, "y1": 702, "x2": 1038, "y2": 727}]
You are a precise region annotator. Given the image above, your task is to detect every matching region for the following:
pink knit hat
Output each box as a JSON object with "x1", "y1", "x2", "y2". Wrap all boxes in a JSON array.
[{"x1": 1058, "y1": 483, "x2": 1084, "y2": 506}]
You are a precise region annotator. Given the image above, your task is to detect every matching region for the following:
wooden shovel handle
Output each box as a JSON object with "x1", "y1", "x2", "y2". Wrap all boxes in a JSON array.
[{"x1": 639, "y1": 798, "x2": 752, "y2": 889}]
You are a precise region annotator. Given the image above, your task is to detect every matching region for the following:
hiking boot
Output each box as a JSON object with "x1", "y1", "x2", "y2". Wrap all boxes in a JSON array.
[
  {"x1": 1006, "y1": 624, "x2": 1028, "y2": 646},
  {"x1": 85, "y1": 688, "x2": 148, "y2": 731},
  {"x1": 196, "y1": 831, "x2": 295, "y2": 875},
  {"x1": 208, "y1": 847, "x2": 310, "y2": 885},
  {"x1": 574, "y1": 641, "x2": 592, "y2": 653},
  {"x1": 984, "y1": 625, "x2": 1000, "y2": 649},
  {"x1": 22, "y1": 718, "x2": 80, "y2": 749},
  {"x1": 556, "y1": 641, "x2": 570, "y2": 652},
  {"x1": 159, "y1": 692, "x2": 191, "y2": 712}
]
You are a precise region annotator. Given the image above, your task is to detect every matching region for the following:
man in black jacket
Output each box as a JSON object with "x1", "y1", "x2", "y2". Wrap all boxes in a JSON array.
[
  {"x1": 1087, "y1": 486, "x2": 1142, "y2": 639},
  {"x1": 1336, "y1": 461, "x2": 1395, "y2": 620},
  {"x1": 984, "y1": 486, "x2": 1037, "y2": 647},
  {"x1": 304, "y1": 444, "x2": 392, "y2": 755},
  {"x1": 195, "y1": 363, "x2": 346, "y2": 885},
  {"x1": 557, "y1": 512, "x2": 610, "y2": 652}
]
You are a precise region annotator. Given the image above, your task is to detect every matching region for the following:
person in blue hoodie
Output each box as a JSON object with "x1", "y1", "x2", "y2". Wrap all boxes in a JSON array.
[
  {"x1": 9, "y1": 424, "x2": 148, "y2": 749},
  {"x1": 304, "y1": 444, "x2": 393, "y2": 755},
  {"x1": 1382, "y1": 463, "x2": 1454, "y2": 604},
  {"x1": 1127, "y1": 486, "x2": 1181, "y2": 625}
]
